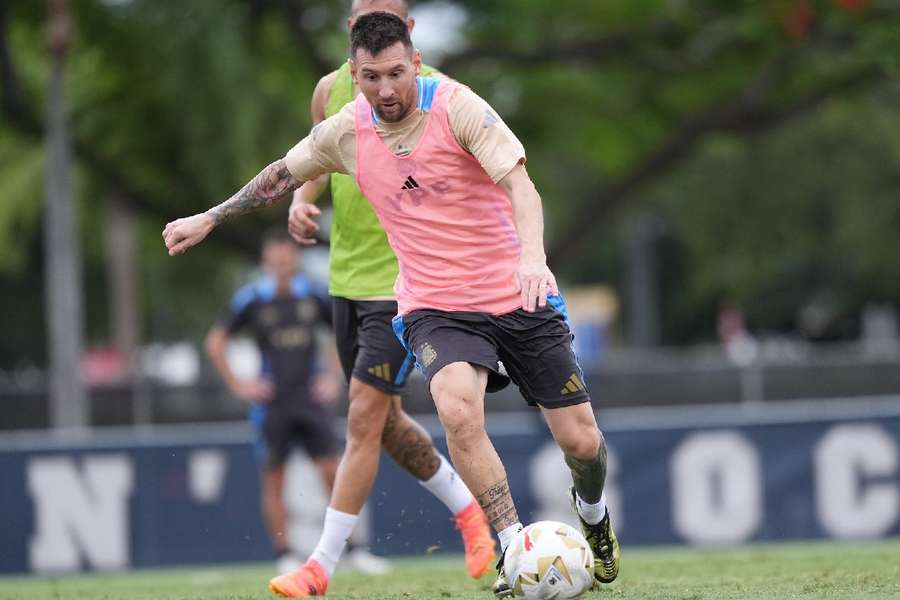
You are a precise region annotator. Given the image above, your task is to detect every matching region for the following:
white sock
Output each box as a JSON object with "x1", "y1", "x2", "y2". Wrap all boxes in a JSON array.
[
  {"x1": 418, "y1": 455, "x2": 475, "y2": 515},
  {"x1": 310, "y1": 507, "x2": 358, "y2": 577},
  {"x1": 576, "y1": 491, "x2": 607, "y2": 526},
  {"x1": 498, "y1": 522, "x2": 523, "y2": 553}
]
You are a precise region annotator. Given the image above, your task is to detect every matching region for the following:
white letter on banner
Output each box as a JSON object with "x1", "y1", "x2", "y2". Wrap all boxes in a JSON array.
[
  {"x1": 672, "y1": 431, "x2": 762, "y2": 544},
  {"x1": 28, "y1": 455, "x2": 134, "y2": 572},
  {"x1": 188, "y1": 449, "x2": 228, "y2": 503},
  {"x1": 529, "y1": 441, "x2": 621, "y2": 530},
  {"x1": 815, "y1": 424, "x2": 899, "y2": 538}
]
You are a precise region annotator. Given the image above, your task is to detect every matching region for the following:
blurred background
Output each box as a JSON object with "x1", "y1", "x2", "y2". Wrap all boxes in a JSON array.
[{"x1": 1, "y1": 0, "x2": 898, "y2": 576}]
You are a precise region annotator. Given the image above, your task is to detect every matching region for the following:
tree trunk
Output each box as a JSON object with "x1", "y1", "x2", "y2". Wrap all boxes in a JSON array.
[
  {"x1": 43, "y1": 0, "x2": 87, "y2": 429},
  {"x1": 106, "y1": 195, "x2": 139, "y2": 368}
]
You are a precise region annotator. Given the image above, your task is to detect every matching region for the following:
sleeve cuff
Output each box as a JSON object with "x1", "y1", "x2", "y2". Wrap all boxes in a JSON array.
[{"x1": 491, "y1": 155, "x2": 526, "y2": 184}]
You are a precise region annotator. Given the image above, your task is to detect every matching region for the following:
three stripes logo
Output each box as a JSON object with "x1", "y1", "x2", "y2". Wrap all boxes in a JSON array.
[
  {"x1": 368, "y1": 362, "x2": 392, "y2": 382},
  {"x1": 401, "y1": 176, "x2": 420, "y2": 191},
  {"x1": 560, "y1": 373, "x2": 586, "y2": 395}
]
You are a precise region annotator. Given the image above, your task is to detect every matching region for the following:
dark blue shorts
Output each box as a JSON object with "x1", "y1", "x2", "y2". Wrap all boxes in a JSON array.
[
  {"x1": 392, "y1": 295, "x2": 590, "y2": 409},
  {"x1": 249, "y1": 405, "x2": 340, "y2": 467},
  {"x1": 332, "y1": 297, "x2": 415, "y2": 395}
]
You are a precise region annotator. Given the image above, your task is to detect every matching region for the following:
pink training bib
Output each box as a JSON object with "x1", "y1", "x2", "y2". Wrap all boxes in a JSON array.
[{"x1": 354, "y1": 80, "x2": 522, "y2": 316}]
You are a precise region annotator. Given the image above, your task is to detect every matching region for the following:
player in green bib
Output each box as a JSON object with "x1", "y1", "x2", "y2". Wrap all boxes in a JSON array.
[{"x1": 284, "y1": 0, "x2": 495, "y2": 593}]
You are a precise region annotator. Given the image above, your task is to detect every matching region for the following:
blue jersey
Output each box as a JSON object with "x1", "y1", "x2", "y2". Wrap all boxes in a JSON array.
[{"x1": 218, "y1": 275, "x2": 331, "y2": 414}]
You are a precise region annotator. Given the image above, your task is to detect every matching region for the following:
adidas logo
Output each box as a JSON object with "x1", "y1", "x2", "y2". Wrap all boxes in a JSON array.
[
  {"x1": 384, "y1": 178, "x2": 450, "y2": 210},
  {"x1": 560, "y1": 373, "x2": 586, "y2": 395},
  {"x1": 401, "y1": 176, "x2": 420, "y2": 190},
  {"x1": 367, "y1": 362, "x2": 392, "y2": 382}
]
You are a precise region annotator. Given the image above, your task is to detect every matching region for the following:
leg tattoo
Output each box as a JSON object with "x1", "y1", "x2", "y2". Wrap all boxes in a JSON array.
[
  {"x1": 564, "y1": 432, "x2": 607, "y2": 504},
  {"x1": 381, "y1": 403, "x2": 441, "y2": 481},
  {"x1": 476, "y1": 479, "x2": 519, "y2": 532}
]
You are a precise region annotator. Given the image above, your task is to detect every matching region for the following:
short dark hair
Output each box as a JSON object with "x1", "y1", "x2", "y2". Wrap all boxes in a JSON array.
[
  {"x1": 350, "y1": 11, "x2": 412, "y2": 58},
  {"x1": 350, "y1": 0, "x2": 410, "y2": 19},
  {"x1": 261, "y1": 226, "x2": 295, "y2": 247}
]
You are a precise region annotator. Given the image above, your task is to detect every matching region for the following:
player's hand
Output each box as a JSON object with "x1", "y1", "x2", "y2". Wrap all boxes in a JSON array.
[
  {"x1": 288, "y1": 202, "x2": 321, "y2": 246},
  {"x1": 515, "y1": 256, "x2": 559, "y2": 313},
  {"x1": 311, "y1": 371, "x2": 343, "y2": 406},
  {"x1": 231, "y1": 379, "x2": 274, "y2": 405},
  {"x1": 162, "y1": 213, "x2": 216, "y2": 256}
]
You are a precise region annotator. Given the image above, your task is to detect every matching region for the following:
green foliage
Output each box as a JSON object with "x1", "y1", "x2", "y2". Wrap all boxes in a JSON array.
[
  {"x1": 2, "y1": 0, "x2": 899, "y2": 361},
  {"x1": 652, "y1": 89, "x2": 900, "y2": 339},
  {"x1": 0, "y1": 133, "x2": 43, "y2": 273}
]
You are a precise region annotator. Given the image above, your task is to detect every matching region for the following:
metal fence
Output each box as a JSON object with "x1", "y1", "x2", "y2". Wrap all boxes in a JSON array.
[{"x1": 2, "y1": 343, "x2": 900, "y2": 430}]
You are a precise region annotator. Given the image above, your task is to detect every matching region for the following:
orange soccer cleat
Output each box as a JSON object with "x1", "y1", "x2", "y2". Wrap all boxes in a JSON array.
[
  {"x1": 269, "y1": 559, "x2": 329, "y2": 597},
  {"x1": 454, "y1": 499, "x2": 497, "y2": 579}
]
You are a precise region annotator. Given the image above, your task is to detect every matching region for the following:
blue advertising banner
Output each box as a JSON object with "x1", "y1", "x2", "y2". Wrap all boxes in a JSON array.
[{"x1": 1, "y1": 399, "x2": 898, "y2": 574}]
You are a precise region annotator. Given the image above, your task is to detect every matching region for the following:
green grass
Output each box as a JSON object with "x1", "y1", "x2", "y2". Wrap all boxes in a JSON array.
[{"x1": 0, "y1": 540, "x2": 898, "y2": 599}]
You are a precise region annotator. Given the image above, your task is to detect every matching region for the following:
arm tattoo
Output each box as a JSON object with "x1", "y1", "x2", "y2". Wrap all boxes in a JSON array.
[
  {"x1": 205, "y1": 160, "x2": 300, "y2": 225},
  {"x1": 476, "y1": 478, "x2": 519, "y2": 531}
]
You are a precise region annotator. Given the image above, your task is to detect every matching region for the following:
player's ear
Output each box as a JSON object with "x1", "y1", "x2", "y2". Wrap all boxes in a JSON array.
[
  {"x1": 349, "y1": 58, "x2": 357, "y2": 84},
  {"x1": 347, "y1": 17, "x2": 353, "y2": 32},
  {"x1": 412, "y1": 49, "x2": 421, "y2": 75},
  {"x1": 406, "y1": 17, "x2": 415, "y2": 33}
]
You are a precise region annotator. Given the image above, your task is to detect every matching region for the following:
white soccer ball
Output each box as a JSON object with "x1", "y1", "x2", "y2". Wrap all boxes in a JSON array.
[{"x1": 504, "y1": 521, "x2": 594, "y2": 599}]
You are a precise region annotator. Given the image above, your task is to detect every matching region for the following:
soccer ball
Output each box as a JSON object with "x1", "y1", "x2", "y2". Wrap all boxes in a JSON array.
[{"x1": 503, "y1": 521, "x2": 594, "y2": 599}]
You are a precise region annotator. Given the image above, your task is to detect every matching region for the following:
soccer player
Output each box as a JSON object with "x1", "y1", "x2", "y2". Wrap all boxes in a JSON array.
[
  {"x1": 285, "y1": 0, "x2": 493, "y2": 592},
  {"x1": 163, "y1": 11, "x2": 620, "y2": 599},
  {"x1": 205, "y1": 229, "x2": 387, "y2": 575}
]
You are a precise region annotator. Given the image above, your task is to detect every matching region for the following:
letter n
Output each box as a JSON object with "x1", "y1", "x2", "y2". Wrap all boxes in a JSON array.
[{"x1": 28, "y1": 455, "x2": 134, "y2": 572}]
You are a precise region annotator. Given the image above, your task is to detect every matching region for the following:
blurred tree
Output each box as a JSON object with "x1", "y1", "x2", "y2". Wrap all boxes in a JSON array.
[
  {"x1": 0, "y1": 0, "x2": 898, "y2": 366},
  {"x1": 438, "y1": 0, "x2": 899, "y2": 342},
  {"x1": 0, "y1": 0, "x2": 337, "y2": 365}
]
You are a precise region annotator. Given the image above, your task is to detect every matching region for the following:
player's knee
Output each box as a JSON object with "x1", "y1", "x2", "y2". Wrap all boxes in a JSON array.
[
  {"x1": 433, "y1": 394, "x2": 484, "y2": 444},
  {"x1": 430, "y1": 363, "x2": 480, "y2": 406},
  {"x1": 558, "y1": 423, "x2": 602, "y2": 460},
  {"x1": 431, "y1": 381, "x2": 484, "y2": 437},
  {"x1": 346, "y1": 384, "x2": 392, "y2": 446},
  {"x1": 346, "y1": 407, "x2": 383, "y2": 446},
  {"x1": 430, "y1": 363, "x2": 486, "y2": 442}
]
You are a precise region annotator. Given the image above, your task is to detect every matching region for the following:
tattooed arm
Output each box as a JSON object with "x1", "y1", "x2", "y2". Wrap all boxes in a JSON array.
[
  {"x1": 162, "y1": 160, "x2": 301, "y2": 256},
  {"x1": 207, "y1": 160, "x2": 300, "y2": 225}
]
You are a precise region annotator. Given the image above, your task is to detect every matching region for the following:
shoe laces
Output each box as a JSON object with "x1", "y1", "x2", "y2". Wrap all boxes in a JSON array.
[{"x1": 586, "y1": 517, "x2": 613, "y2": 558}]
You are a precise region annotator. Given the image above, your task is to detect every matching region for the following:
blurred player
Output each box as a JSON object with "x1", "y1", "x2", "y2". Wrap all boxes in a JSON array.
[
  {"x1": 205, "y1": 229, "x2": 388, "y2": 575},
  {"x1": 163, "y1": 11, "x2": 619, "y2": 599}
]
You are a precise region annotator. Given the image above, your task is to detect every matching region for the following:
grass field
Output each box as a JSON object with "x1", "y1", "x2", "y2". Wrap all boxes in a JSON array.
[{"x1": 0, "y1": 540, "x2": 898, "y2": 600}]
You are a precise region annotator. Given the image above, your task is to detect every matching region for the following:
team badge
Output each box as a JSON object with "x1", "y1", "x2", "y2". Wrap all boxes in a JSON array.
[
  {"x1": 296, "y1": 299, "x2": 317, "y2": 322},
  {"x1": 260, "y1": 306, "x2": 279, "y2": 326},
  {"x1": 419, "y1": 342, "x2": 438, "y2": 368}
]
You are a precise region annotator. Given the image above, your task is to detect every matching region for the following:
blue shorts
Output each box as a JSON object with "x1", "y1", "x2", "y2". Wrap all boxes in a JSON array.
[{"x1": 249, "y1": 405, "x2": 340, "y2": 467}]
